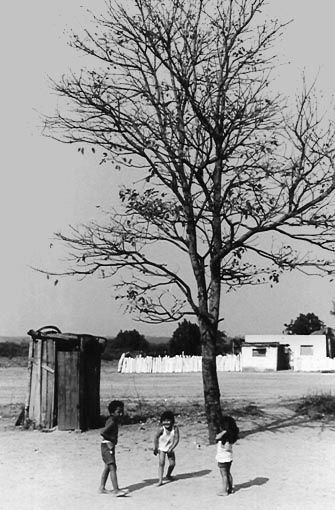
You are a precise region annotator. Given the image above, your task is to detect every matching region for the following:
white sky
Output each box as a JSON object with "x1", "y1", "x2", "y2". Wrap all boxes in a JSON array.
[{"x1": 1, "y1": 1, "x2": 335, "y2": 338}]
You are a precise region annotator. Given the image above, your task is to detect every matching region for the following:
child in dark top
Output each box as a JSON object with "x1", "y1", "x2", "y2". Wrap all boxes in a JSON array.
[
  {"x1": 215, "y1": 414, "x2": 239, "y2": 496},
  {"x1": 98, "y1": 400, "x2": 128, "y2": 496},
  {"x1": 153, "y1": 410, "x2": 180, "y2": 486}
]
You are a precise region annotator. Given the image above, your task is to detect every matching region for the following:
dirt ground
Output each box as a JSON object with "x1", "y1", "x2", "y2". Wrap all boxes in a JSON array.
[
  {"x1": 1, "y1": 414, "x2": 335, "y2": 510},
  {"x1": 1, "y1": 366, "x2": 335, "y2": 509}
]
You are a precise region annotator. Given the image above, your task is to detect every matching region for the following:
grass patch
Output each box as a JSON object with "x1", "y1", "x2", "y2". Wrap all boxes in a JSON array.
[
  {"x1": 100, "y1": 398, "x2": 264, "y2": 426},
  {"x1": 100, "y1": 399, "x2": 207, "y2": 425},
  {"x1": 0, "y1": 356, "x2": 28, "y2": 368},
  {"x1": 232, "y1": 403, "x2": 264, "y2": 417},
  {"x1": 295, "y1": 392, "x2": 335, "y2": 419}
]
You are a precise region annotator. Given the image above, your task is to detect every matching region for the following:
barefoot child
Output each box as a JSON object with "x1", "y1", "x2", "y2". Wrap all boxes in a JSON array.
[
  {"x1": 215, "y1": 414, "x2": 239, "y2": 496},
  {"x1": 99, "y1": 400, "x2": 128, "y2": 496},
  {"x1": 153, "y1": 410, "x2": 180, "y2": 486}
]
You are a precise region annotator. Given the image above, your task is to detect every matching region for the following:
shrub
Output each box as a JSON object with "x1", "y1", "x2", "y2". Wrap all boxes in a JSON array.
[
  {"x1": 232, "y1": 403, "x2": 264, "y2": 417},
  {"x1": 295, "y1": 392, "x2": 335, "y2": 418}
]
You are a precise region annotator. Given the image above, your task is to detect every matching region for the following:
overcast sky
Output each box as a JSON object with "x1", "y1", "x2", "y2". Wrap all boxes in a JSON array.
[{"x1": 1, "y1": 1, "x2": 335, "y2": 338}]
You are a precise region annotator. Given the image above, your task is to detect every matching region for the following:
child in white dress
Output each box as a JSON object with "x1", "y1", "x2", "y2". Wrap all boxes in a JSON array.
[
  {"x1": 215, "y1": 415, "x2": 239, "y2": 496},
  {"x1": 153, "y1": 410, "x2": 180, "y2": 486}
]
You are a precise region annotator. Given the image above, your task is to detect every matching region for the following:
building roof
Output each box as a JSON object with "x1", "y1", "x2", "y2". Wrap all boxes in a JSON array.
[{"x1": 242, "y1": 341, "x2": 283, "y2": 347}]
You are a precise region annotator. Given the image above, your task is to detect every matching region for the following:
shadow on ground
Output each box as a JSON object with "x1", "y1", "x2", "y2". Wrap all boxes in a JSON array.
[
  {"x1": 239, "y1": 410, "x2": 335, "y2": 439},
  {"x1": 126, "y1": 469, "x2": 211, "y2": 493},
  {"x1": 234, "y1": 476, "x2": 269, "y2": 492},
  {"x1": 240, "y1": 414, "x2": 310, "y2": 439}
]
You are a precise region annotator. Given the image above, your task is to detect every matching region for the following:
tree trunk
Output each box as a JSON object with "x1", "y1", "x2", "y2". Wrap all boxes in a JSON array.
[{"x1": 200, "y1": 321, "x2": 221, "y2": 444}]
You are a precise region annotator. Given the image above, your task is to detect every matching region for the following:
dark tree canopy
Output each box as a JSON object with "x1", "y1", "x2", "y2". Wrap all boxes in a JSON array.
[
  {"x1": 113, "y1": 329, "x2": 149, "y2": 351},
  {"x1": 215, "y1": 332, "x2": 242, "y2": 355},
  {"x1": 44, "y1": 0, "x2": 335, "y2": 442},
  {"x1": 284, "y1": 313, "x2": 325, "y2": 335},
  {"x1": 169, "y1": 319, "x2": 201, "y2": 356}
]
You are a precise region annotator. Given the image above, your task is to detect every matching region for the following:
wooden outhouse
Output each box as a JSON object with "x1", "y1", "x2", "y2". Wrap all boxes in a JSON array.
[{"x1": 25, "y1": 326, "x2": 106, "y2": 431}]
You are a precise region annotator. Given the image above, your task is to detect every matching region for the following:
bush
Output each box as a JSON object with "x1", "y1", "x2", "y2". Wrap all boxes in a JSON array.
[
  {"x1": 232, "y1": 403, "x2": 264, "y2": 417},
  {"x1": 0, "y1": 342, "x2": 29, "y2": 358},
  {"x1": 295, "y1": 392, "x2": 335, "y2": 418}
]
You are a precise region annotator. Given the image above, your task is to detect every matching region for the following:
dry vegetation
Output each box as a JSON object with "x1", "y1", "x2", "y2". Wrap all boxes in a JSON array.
[{"x1": 1, "y1": 360, "x2": 335, "y2": 433}]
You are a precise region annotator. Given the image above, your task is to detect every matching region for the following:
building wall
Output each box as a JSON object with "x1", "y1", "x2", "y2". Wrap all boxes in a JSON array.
[
  {"x1": 241, "y1": 345, "x2": 278, "y2": 371},
  {"x1": 245, "y1": 335, "x2": 327, "y2": 358}
]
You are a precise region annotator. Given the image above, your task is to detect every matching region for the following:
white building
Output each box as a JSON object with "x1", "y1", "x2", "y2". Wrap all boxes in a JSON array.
[{"x1": 241, "y1": 334, "x2": 334, "y2": 372}]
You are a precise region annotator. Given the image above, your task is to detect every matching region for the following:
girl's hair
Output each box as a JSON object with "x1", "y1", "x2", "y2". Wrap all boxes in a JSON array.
[
  {"x1": 220, "y1": 415, "x2": 239, "y2": 444},
  {"x1": 108, "y1": 400, "x2": 124, "y2": 414},
  {"x1": 160, "y1": 410, "x2": 175, "y2": 424}
]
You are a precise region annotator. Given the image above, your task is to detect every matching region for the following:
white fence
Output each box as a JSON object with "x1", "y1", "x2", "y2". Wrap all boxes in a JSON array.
[{"x1": 118, "y1": 353, "x2": 242, "y2": 373}]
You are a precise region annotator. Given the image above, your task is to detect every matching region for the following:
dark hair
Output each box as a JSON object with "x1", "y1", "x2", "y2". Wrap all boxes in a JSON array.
[
  {"x1": 160, "y1": 410, "x2": 175, "y2": 424},
  {"x1": 108, "y1": 400, "x2": 124, "y2": 414},
  {"x1": 220, "y1": 415, "x2": 239, "y2": 444}
]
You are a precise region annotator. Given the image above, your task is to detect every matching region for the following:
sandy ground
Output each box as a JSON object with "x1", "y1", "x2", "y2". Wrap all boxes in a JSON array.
[
  {"x1": 1, "y1": 412, "x2": 335, "y2": 510},
  {"x1": 1, "y1": 367, "x2": 335, "y2": 509}
]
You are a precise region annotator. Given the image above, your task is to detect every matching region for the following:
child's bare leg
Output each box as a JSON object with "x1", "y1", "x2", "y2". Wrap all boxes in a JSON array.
[
  {"x1": 228, "y1": 470, "x2": 233, "y2": 493},
  {"x1": 157, "y1": 451, "x2": 166, "y2": 486},
  {"x1": 218, "y1": 465, "x2": 229, "y2": 496},
  {"x1": 166, "y1": 452, "x2": 176, "y2": 479},
  {"x1": 108, "y1": 464, "x2": 128, "y2": 496},
  {"x1": 109, "y1": 463, "x2": 119, "y2": 491},
  {"x1": 99, "y1": 464, "x2": 110, "y2": 492}
]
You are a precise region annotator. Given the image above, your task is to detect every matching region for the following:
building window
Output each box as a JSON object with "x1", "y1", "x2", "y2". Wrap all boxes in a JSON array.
[
  {"x1": 300, "y1": 345, "x2": 313, "y2": 356},
  {"x1": 252, "y1": 347, "x2": 266, "y2": 357}
]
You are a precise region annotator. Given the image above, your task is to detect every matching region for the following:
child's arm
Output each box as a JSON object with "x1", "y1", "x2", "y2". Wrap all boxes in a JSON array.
[
  {"x1": 215, "y1": 430, "x2": 227, "y2": 442},
  {"x1": 153, "y1": 427, "x2": 162, "y2": 455},
  {"x1": 168, "y1": 425, "x2": 180, "y2": 452},
  {"x1": 101, "y1": 417, "x2": 117, "y2": 447}
]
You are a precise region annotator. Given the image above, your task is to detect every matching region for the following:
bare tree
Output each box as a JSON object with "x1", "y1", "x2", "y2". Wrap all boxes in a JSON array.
[{"x1": 44, "y1": 0, "x2": 335, "y2": 442}]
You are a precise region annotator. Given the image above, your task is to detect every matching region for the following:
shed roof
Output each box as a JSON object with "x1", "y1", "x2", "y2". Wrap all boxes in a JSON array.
[{"x1": 27, "y1": 327, "x2": 106, "y2": 345}]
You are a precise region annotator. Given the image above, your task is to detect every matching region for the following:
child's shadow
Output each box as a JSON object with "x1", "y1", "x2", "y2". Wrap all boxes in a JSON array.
[
  {"x1": 234, "y1": 477, "x2": 269, "y2": 493},
  {"x1": 126, "y1": 469, "x2": 211, "y2": 493}
]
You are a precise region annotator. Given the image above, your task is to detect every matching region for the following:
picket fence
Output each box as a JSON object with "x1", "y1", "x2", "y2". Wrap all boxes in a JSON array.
[{"x1": 117, "y1": 353, "x2": 241, "y2": 373}]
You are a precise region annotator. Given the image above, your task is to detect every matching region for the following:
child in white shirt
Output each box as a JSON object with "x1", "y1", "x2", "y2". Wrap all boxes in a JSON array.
[
  {"x1": 153, "y1": 410, "x2": 180, "y2": 486},
  {"x1": 215, "y1": 415, "x2": 239, "y2": 496}
]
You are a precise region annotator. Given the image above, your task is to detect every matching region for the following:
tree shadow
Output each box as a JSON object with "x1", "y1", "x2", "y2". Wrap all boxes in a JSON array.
[
  {"x1": 239, "y1": 413, "x2": 322, "y2": 439},
  {"x1": 234, "y1": 477, "x2": 269, "y2": 492},
  {"x1": 126, "y1": 469, "x2": 211, "y2": 493}
]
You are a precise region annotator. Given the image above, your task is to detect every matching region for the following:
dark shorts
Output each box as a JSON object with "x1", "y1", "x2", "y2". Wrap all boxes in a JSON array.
[
  {"x1": 218, "y1": 461, "x2": 232, "y2": 469},
  {"x1": 101, "y1": 442, "x2": 116, "y2": 466}
]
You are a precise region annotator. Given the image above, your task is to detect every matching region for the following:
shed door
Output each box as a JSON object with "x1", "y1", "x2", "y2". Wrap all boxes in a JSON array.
[
  {"x1": 28, "y1": 339, "x2": 56, "y2": 428},
  {"x1": 57, "y1": 351, "x2": 80, "y2": 430}
]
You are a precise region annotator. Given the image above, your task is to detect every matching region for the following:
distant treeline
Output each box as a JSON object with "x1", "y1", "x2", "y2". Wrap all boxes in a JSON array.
[
  {"x1": 102, "y1": 336, "x2": 170, "y2": 361},
  {"x1": 0, "y1": 337, "x2": 169, "y2": 359},
  {"x1": 101, "y1": 323, "x2": 242, "y2": 361},
  {"x1": 0, "y1": 321, "x2": 243, "y2": 360},
  {"x1": 0, "y1": 341, "x2": 29, "y2": 358}
]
